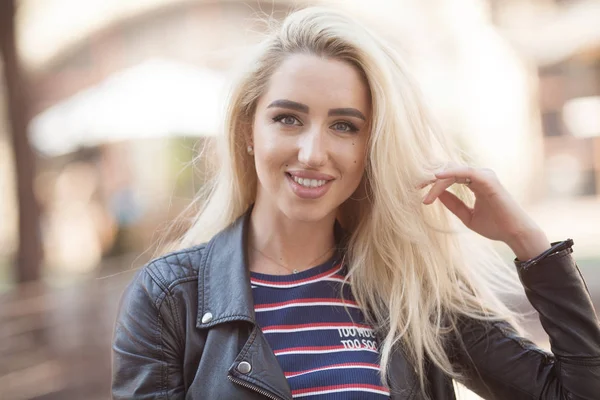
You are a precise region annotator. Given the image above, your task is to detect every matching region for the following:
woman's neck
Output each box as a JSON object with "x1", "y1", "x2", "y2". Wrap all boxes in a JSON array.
[{"x1": 247, "y1": 201, "x2": 337, "y2": 275}]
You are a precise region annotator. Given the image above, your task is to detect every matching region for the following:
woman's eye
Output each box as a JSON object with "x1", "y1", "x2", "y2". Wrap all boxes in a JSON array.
[
  {"x1": 273, "y1": 115, "x2": 301, "y2": 126},
  {"x1": 332, "y1": 122, "x2": 358, "y2": 132}
]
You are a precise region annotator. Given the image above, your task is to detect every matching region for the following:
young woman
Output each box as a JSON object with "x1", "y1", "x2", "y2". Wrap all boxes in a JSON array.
[{"x1": 111, "y1": 7, "x2": 600, "y2": 399}]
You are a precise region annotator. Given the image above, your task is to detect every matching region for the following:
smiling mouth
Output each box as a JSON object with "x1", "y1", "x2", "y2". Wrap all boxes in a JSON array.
[{"x1": 285, "y1": 172, "x2": 331, "y2": 188}]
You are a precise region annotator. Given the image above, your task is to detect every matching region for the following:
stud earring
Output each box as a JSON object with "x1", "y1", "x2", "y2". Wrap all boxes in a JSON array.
[{"x1": 247, "y1": 145, "x2": 254, "y2": 155}]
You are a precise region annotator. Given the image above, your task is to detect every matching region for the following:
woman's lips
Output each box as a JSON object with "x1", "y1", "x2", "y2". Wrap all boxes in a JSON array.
[
  {"x1": 286, "y1": 172, "x2": 333, "y2": 199},
  {"x1": 286, "y1": 170, "x2": 335, "y2": 181}
]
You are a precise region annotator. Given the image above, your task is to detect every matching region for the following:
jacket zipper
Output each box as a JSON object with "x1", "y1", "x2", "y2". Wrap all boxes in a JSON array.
[{"x1": 227, "y1": 375, "x2": 283, "y2": 400}]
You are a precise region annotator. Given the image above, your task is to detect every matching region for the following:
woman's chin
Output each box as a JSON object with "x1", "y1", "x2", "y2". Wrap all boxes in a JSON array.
[{"x1": 281, "y1": 201, "x2": 337, "y2": 224}]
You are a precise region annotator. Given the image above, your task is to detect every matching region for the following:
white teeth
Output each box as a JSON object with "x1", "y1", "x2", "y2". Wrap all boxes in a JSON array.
[{"x1": 292, "y1": 175, "x2": 327, "y2": 188}]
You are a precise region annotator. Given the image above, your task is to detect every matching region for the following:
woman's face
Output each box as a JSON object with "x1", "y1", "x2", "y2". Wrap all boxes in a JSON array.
[{"x1": 250, "y1": 53, "x2": 371, "y2": 223}]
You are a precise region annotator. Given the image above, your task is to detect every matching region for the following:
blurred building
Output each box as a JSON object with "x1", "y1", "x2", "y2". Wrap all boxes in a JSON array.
[
  {"x1": 3, "y1": 0, "x2": 297, "y2": 278},
  {"x1": 0, "y1": 0, "x2": 598, "y2": 273},
  {"x1": 0, "y1": 1, "x2": 599, "y2": 398},
  {"x1": 491, "y1": 0, "x2": 600, "y2": 258}
]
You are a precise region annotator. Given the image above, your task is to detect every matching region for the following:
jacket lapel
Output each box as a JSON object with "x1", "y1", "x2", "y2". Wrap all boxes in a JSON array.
[
  {"x1": 193, "y1": 209, "x2": 446, "y2": 400},
  {"x1": 195, "y1": 209, "x2": 293, "y2": 399},
  {"x1": 196, "y1": 210, "x2": 255, "y2": 329},
  {"x1": 228, "y1": 325, "x2": 294, "y2": 400}
]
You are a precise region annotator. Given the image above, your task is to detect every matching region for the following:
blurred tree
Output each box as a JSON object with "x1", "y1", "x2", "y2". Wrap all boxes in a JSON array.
[{"x1": 0, "y1": 0, "x2": 42, "y2": 283}]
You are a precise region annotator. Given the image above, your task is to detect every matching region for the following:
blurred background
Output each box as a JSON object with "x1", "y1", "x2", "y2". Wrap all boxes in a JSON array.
[{"x1": 0, "y1": 0, "x2": 599, "y2": 399}]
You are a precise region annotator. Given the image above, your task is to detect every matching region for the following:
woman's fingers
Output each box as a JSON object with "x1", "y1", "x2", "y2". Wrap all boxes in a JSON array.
[
  {"x1": 435, "y1": 166, "x2": 476, "y2": 183},
  {"x1": 419, "y1": 165, "x2": 499, "y2": 204},
  {"x1": 437, "y1": 190, "x2": 472, "y2": 226},
  {"x1": 434, "y1": 166, "x2": 500, "y2": 195},
  {"x1": 422, "y1": 177, "x2": 456, "y2": 204},
  {"x1": 417, "y1": 178, "x2": 437, "y2": 190},
  {"x1": 435, "y1": 167, "x2": 497, "y2": 186}
]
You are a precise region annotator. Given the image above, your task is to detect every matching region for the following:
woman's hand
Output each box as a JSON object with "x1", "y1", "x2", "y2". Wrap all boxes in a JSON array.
[{"x1": 420, "y1": 165, "x2": 551, "y2": 260}]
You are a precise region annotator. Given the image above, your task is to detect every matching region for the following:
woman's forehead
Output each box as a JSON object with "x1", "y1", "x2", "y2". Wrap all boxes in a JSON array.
[{"x1": 260, "y1": 54, "x2": 371, "y2": 115}]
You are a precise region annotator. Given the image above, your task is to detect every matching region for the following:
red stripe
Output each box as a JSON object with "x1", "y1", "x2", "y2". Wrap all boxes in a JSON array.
[
  {"x1": 250, "y1": 263, "x2": 341, "y2": 286},
  {"x1": 292, "y1": 383, "x2": 389, "y2": 395},
  {"x1": 274, "y1": 345, "x2": 346, "y2": 354},
  {"x1": 262, "y1": 322, "x2": 372, "y2": 331},
  {"x1": 255, "y1": 298, "x2": 358, "y2": 309},
  {"x1": 285, "y1": 362, "x2": 380, "y2": 377}
]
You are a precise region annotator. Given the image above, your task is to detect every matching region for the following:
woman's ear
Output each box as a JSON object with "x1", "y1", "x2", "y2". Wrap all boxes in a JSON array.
[
  {"x1": 245, "y1": 131, "x2": 254, "y2": 155},
  {"x1": 245, "y1": 130, "x2": 253, "y2": 148},
  {"x1": 243, "y1": 117, "x2": 254, "y2": 148}
]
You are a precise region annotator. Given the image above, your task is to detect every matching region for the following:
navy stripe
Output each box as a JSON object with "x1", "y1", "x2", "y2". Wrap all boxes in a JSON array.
[
  {"x1": 251, "y1": 256, "x2": 390, "y2": 398},
  {"x1": 252, "y1": 281, "x2": 354, "y2": 304}
]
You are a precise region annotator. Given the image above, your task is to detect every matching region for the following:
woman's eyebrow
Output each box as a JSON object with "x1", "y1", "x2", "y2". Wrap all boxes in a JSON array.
[
  {"x1": 267, "y1": 99, "x2": 309, "y2": 113},
  {"x1": 328, "y1": 108, "x2": 366, "y2": 121},
  {"x1": 266, "y1": 99, "x2": 366, "y2": 121}
]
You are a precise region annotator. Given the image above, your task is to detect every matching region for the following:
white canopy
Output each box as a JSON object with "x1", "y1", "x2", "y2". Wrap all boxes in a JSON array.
[{"x1": 28, "y1": 59, "x2": 227, "y2": 156}]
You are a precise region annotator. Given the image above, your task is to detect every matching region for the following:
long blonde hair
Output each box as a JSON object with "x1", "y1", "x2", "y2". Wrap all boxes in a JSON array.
[{"x1": 177, "y1": 6, "x2": 522, "y2": 395}]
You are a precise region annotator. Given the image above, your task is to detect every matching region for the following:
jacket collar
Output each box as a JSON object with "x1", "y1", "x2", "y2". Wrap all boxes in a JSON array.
[
  {"x1": 195, "y1": 207, "x2": 349, "y2": 329},
  {"x1": 196, "y1": 209, "x2": 255, "y2": 329},
  {"x1": 191, "y1": 208, "x2": 441, "y2": 399}
]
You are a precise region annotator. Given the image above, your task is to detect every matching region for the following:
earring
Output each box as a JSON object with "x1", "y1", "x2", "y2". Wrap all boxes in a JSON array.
[{"x1": 247, "y1": 145, "x2": 254, "y2": 155}]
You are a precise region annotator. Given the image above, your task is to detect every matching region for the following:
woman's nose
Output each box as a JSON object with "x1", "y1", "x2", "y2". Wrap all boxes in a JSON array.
[{"x1": 297, "y1": 129, "x2": 328, "y2": 167}]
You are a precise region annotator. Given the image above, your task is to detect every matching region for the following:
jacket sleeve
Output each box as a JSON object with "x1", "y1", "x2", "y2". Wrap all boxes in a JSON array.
[
  {"x1": 450, "y1": 243, "x2": 600, "y2": 399},
  {"x1": 111, "y1": 266, "x2": 185, "y2": 400}
]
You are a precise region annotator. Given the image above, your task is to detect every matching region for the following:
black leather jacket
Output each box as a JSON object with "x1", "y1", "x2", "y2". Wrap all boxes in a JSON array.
[{"x1": 112, "y1": 211, "x2": 600, "y2": 399}]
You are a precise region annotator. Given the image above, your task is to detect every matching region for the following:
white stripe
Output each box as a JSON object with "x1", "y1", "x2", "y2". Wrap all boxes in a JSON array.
[
  {"x1": 251, "y1": 266, "x2": 343, "y2": 288},
  {"x1": 263, "y1": 325, "x2": 373, "y2": 334},
  {"x1": 276, "y1": 347, "x2": 379, "y2": 356},
  {"x1": 250, "y1": 281, "x2": 307, "y2": 288},
  {"x1": 293, "y1": 387, "x2": 390, "y2": 398},
  {"x1": 256, "y1": 301, "x2": 360, "y2": 312},
  {"x1": 322, "y1": 277, "x2": 348, "y2": 284},
  {"x1": 287, "y1": 364, "x2": 380, "y2": 379}
]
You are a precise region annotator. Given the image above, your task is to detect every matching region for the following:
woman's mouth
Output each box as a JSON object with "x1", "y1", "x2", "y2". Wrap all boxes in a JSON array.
[
  {"x1": 285, "y1": 172, "x2": 333, "y2": 199},
  {"x1": 290, "y1": 175, "x2": 328, "y2": 188}
]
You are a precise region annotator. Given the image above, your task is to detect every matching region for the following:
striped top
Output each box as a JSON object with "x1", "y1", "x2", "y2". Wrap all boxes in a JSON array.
[{"x1": 250, "y1": 255, "x2": 391, "y2": 399}]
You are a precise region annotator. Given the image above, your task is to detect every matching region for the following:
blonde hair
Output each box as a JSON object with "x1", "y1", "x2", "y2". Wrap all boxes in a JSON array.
[{"x1": 176, "y1": 6, "x2": 523, "y2": 395}]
